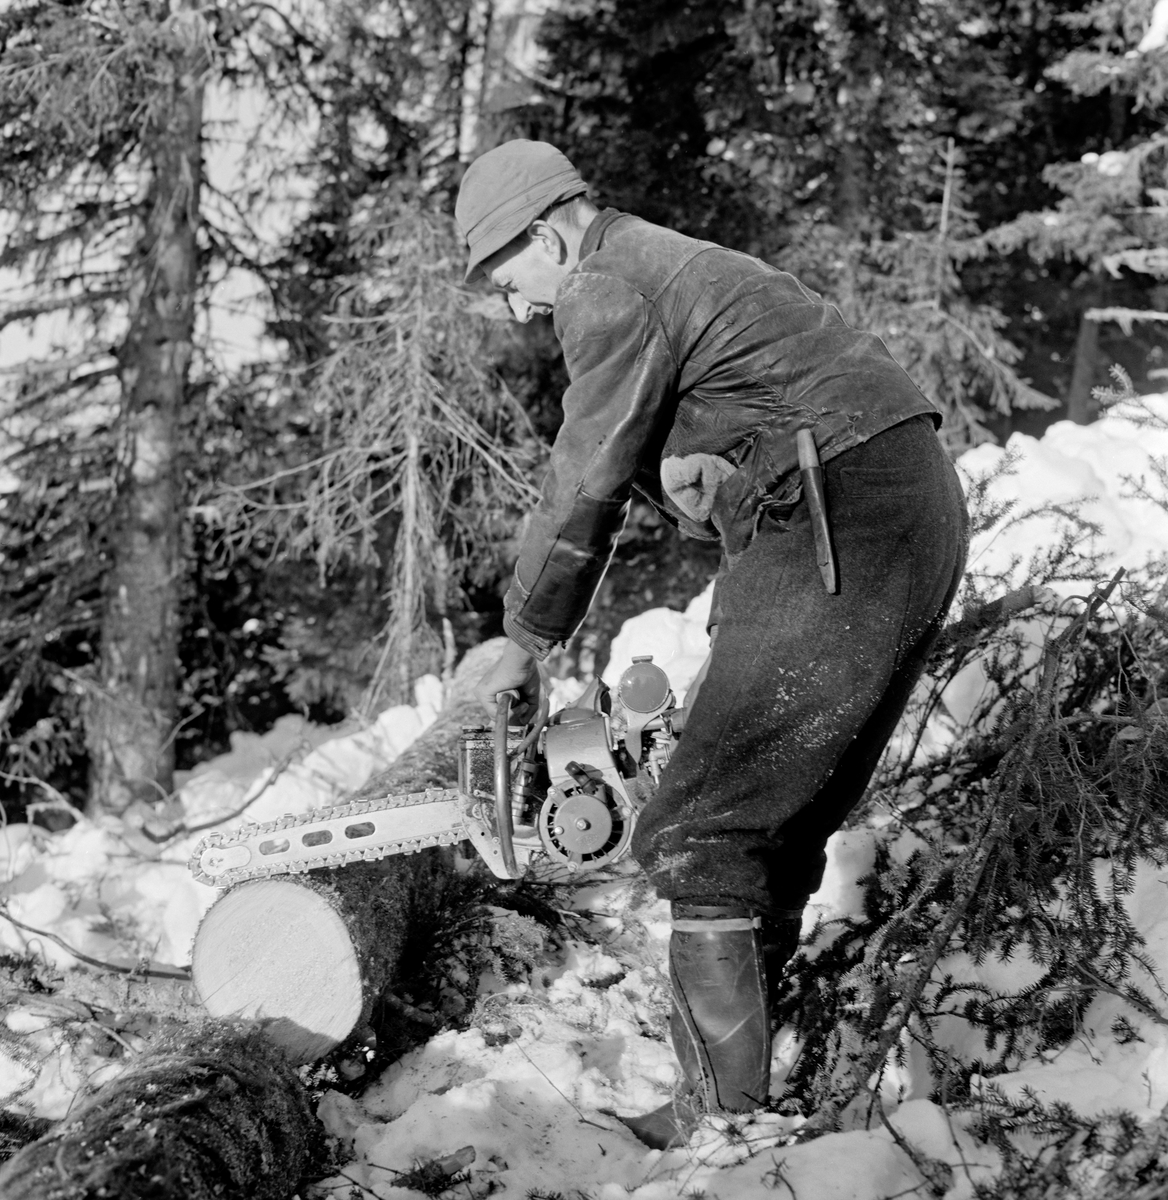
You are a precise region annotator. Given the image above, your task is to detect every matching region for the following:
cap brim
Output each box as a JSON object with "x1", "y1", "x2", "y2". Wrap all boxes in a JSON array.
[{"x1": 463, "y1": 223, "x2": 525, "y2": 283}]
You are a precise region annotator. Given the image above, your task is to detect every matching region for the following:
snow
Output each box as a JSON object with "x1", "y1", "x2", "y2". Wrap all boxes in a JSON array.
[
  {"x1": 2, "y1": 398, "x2": 1167, "y2": 1196},
  {"x1": 308, "y1": 868, "x2": 999, "y2": 1200},
  {"x1": 971, "y1": 859, "x2": 1168, "y2": 1121},
  {"x1": 1137, "y1": 0, "x2": 1168, "y2": 53},
  {"x1": 958, "y1": 397, "x2": 1168, "y2": 589}
]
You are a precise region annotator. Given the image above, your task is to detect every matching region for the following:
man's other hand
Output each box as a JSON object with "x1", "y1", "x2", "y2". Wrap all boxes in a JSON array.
[{"x1": 476, "y1": 639, "x2": 543, "y2": 723}]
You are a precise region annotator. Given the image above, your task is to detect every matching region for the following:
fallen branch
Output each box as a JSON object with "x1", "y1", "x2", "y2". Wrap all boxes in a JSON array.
[
  {"x1": 930, "y1": 583, "x2": 1056, "y2": 659},
  {"x1": 0, "y1": 903, "x2": 191, "y2": 980}
]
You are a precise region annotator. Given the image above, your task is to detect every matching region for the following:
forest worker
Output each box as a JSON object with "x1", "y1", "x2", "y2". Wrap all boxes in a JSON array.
[{"x1": 458, "y1": 139, "x2": 969, "y2": 1147}]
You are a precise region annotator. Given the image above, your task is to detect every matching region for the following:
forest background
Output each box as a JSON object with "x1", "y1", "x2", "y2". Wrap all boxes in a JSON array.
[{"x1": 1, "y1": 0, "x2": 1167, "y2": 823}]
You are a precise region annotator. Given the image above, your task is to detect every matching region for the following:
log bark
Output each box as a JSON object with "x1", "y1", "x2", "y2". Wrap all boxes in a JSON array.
[
  {"x1": 190, "y1": 639, "x2": 507, "y2": 1063},
  {"x1": 0, "y1": 1022, "x2": 316, "y2": 1200},
  {"x1": 350, "y1": 636, "x2": 508, "y2": 799}
]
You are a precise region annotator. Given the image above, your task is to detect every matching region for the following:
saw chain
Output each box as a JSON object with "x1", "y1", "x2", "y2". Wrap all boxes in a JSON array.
[
  {"x1": 188, "y1": 789, "x2": 469, "y2": 888},
  {"x1": 189, "y1": 656, "x2": 683, "y2": 888}
]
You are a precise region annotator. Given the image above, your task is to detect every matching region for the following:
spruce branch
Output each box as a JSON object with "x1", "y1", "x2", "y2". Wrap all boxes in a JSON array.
[{"x1": 783, "y1": 562, "x2": 1167, "y2": 1136}]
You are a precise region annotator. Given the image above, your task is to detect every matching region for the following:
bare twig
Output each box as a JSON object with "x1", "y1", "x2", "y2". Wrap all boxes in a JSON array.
[
  {"x1": 1074, "y1": 962, "x2": 1168, "y2": 1028},
  {"x1": 1037, "y1": 568, "x2": 1126, "y2": 706},
  {"x1": 512, "y1": 1040, "x2": 612, "y2": 1130},
  {"x1": 175, "y1": 746, "x2": 302, "y2": 838},
  {"x1": 0, "y1": 903, "x2": 191, "y2": 980},
  {"x1": 872, "y1": 1093, "x2": 951, "y2": 1198}
]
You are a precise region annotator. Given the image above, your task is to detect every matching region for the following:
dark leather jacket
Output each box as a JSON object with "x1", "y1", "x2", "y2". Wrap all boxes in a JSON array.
[{"x1": 504, "y1": 210, "x2": 939, "y2": 658}]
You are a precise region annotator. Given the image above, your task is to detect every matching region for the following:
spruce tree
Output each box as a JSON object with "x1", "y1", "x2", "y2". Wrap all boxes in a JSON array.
[{"x1": 985, "y1": 0, "x2": 1168, "y2": 422}]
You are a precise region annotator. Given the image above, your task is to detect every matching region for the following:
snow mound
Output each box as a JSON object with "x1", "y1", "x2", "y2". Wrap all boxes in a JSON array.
[{"x1": 958, "y1": 397, "x2": 1168, "y2": 587}]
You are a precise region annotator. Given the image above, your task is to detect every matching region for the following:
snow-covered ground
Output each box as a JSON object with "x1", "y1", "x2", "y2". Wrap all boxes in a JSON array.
[{"x1": 2, "y1": 397, "x2": 1167, "y2": 1198}]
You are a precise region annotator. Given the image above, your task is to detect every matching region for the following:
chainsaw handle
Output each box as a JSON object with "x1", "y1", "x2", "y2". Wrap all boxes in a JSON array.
[{"x1": 494, "y1": 689, "x2": 520, "y2": 877}]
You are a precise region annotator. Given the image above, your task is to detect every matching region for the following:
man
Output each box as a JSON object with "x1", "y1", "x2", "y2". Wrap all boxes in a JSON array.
[{"x1": 456, "y1": 139, "x2": 968, "y2": 1147}]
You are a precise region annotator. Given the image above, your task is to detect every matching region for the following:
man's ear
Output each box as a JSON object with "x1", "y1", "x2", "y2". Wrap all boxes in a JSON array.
[{"x1": 527, "y1": 219, "x2": 568, "y2": 264}]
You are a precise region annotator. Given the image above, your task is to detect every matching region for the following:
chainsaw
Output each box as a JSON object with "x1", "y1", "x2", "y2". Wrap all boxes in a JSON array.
[{"x1": 188, "y1": 656, "x2": 685, "y2": 888}]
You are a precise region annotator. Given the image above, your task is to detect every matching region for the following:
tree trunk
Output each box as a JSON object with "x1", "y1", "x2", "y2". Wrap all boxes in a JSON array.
[
  {"x1": 1067, "y1": 282, "x2": 1102, "y2": 425},
  {"x1": 0, "y1": 1022, "x2": 316, "y2": 1200},
  {"x1": 87, "y1": 10, "x2": 205, "y2": 816},
  {"x1": 834, "y1": 131, "x2": 868, "y2": 237},
  {"x1": 190, "y1": 638, "x2": 507, "y2": 1062}
]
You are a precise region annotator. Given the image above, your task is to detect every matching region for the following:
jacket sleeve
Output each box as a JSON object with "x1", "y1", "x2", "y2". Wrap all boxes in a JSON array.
[{"x1": 503, "y1": 271, "x2": 678, "y2": 658}]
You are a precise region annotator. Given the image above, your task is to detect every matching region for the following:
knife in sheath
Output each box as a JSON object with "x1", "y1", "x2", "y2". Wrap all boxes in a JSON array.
[{"x1": 796, "y1": 428, "x2": 838, "y2": 594}]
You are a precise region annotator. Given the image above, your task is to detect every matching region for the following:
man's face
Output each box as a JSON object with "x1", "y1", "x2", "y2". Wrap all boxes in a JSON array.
[{"x1": 482, "y1": 229, "x2": 570, "y2": 323}]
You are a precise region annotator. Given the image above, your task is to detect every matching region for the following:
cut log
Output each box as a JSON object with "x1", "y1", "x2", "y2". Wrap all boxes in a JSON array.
[
  {"x1": 0, "y1": 1021, "x2": 316, "y2": 1200},
  {"x1": 190, "y1": 639, "x2": 507, "y2": 1063},
  {"x1": 191, "y1": 856, "x2": 445, "y2": 1063}
]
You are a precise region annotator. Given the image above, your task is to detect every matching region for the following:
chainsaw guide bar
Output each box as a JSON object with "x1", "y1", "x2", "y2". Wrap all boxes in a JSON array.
[{"x1": 188, "y1": 789, "x2": 469, "y2": 888}]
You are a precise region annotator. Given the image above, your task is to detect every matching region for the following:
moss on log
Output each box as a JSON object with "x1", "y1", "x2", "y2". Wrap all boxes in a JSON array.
[
  {"x1": 0, "y1": 1022, "x2": 315, "y2": 1200},
  {"x1": 351, "y1": 637, "x2": 507, "y2": 798}
]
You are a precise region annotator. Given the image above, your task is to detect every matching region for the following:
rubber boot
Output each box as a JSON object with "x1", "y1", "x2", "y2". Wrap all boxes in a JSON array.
[
  {"x1": 621, "y1": 903, "x2": 771, "y2": 1149},
  {"x1": 761, "y1": 911, "x2": 803, "y2": 1011}
]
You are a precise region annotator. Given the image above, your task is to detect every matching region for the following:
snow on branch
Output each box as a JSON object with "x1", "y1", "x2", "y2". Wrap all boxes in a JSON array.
[{"x1": 1086, "y1": 307, "x2": 1168, "y2": 335}]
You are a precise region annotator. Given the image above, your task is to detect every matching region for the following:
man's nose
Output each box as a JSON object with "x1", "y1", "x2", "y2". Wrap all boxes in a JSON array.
[{"x1": 507, "y1": 293, "x2": 535, "y2": 323}]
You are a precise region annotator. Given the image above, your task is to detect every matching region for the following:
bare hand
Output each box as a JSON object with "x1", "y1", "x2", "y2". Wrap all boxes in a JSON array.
[{"x1": 476, "y1": 640, "x2": 543, "y2": 724}]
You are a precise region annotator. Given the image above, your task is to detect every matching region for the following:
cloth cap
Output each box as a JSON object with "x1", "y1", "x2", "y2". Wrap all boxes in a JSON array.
[{"x1": 456, "y1": 140, "x2": 587, "y2": 282}]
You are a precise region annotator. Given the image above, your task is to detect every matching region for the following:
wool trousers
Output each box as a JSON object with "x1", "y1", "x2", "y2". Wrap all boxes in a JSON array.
[{"x1": 631, "y1": 415, "x2": 969, "y2": 916}]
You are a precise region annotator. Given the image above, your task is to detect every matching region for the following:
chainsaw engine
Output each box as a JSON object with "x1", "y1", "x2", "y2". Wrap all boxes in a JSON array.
[{"x1": 458, "y1": 656, "x2": 682, "y2": 875}]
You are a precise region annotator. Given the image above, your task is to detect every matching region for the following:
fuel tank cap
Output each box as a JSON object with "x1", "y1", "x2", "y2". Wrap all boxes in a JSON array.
[{"x1": 617, "y1": 656, "x2": 671, "y2": 714}]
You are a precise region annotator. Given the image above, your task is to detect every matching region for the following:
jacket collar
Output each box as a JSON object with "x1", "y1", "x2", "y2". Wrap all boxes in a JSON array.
[{"x1": 578, "y1": 209, "x2": 627, "y2": 261}]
